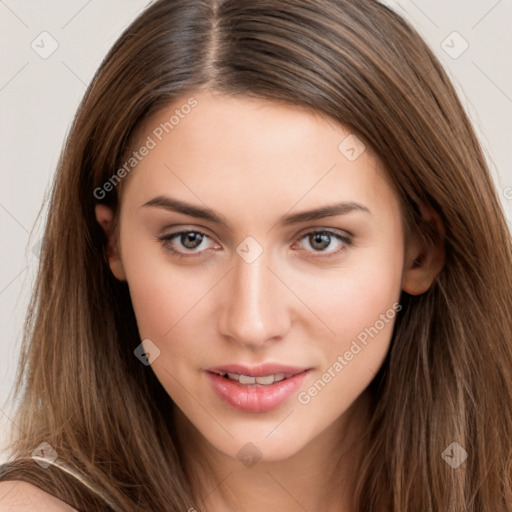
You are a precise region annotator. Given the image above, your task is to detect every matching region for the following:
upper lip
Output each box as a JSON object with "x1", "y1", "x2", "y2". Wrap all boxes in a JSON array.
[{"x1": 205, "y1": 363, "x2": 310, "y2": 377}]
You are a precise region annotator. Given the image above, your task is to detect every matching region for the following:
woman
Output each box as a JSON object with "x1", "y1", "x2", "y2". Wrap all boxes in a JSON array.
[{"x1": 1, "y1": 0, "x2": 511, "y2": 510}]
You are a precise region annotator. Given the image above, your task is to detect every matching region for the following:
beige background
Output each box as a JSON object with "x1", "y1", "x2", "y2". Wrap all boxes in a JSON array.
[{"x1": 1, "y1": 0, "x2": 511, "y2": 462}]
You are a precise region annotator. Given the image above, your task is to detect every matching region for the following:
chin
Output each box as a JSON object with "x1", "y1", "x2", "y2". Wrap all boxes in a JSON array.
[{"x1": 199, "y1": 419, "x2": 316, "y2": 464}]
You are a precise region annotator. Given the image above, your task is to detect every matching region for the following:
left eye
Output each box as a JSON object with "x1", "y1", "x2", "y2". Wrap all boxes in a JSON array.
[
  {"x1": 158, "y1": 229, "x2": 352, "y2": 259},
  {"x1": 293, "y1": 230, "x2": 352, "y2": 257}
]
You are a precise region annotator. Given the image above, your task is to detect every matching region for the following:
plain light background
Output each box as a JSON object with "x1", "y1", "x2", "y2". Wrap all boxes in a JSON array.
[{"x1": 1, "y1": 0, "x2": 511, "y2": 463}]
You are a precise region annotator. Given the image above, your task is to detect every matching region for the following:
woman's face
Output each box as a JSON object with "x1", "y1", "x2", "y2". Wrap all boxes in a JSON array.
[{"x1": 97, "y1": 91, "x2": 421, "y2": 462}]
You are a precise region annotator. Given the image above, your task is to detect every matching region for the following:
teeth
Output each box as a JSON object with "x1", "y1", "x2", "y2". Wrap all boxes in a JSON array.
[
  {"x1": 254, "y1": 375, "x2": 274, "y2": 385},
  {"x1": 239, "y1": 375, "x2": 256, "y2": 384},
  {"x1": 219, "y1": 372, "x2": 289, "y2": 385}
]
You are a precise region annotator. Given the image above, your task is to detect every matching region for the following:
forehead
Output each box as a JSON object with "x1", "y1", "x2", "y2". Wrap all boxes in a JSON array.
[{"x1": 120, "y1": 91, "x2": 398, "y2": 221}]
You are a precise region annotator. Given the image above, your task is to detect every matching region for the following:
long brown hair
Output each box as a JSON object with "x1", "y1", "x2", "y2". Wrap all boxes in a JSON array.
[{"x1": 2, "y1": 0, "x2": 511, "y2": 510}]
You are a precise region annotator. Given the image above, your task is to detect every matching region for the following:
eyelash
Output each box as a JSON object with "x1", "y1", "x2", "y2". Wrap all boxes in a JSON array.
[{"x1": 157, "y1": 228, "x2": 353, "y2": 260}]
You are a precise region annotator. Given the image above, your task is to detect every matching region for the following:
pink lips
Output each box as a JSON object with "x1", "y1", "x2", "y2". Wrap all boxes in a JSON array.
[{"x1": 205, "y1": 363, "x2": 310, "y2": 413}]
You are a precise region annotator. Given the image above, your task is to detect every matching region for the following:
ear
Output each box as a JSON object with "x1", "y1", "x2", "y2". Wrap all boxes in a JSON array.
[
  {"x1": 95, "y1": 204, "x2": 127, "y2": 281},
  {"x1": 401, "y1": 199, "x2": 445, "y2": 295}
]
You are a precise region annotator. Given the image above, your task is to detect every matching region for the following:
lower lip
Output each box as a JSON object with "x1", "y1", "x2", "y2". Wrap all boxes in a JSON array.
[{"x1": 206, "y1": 370, "x2": 310, "y2": 413}]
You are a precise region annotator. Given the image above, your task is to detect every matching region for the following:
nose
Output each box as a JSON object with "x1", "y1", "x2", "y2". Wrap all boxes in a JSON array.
[{"x1": 217, "y1": 244, "x2": 292, "y2": 349}]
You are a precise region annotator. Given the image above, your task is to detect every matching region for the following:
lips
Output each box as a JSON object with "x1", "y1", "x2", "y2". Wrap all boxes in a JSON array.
[{"x1": 205, "y1": 363, "x2": 311, "y2": 413}]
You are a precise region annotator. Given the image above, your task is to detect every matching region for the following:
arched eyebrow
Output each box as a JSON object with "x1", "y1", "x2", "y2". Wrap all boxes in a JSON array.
[{"x1": 141, "y1": 195, "x2": 371, "y2": 228}]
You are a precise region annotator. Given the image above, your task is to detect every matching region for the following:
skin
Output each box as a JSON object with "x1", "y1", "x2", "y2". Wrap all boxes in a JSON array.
[
  {"x1": 95, "y1": 91, "x2": 444, "y2": 512},
  {"x1": 0, "y1": 481, "x2": 77, "y2": 511}
]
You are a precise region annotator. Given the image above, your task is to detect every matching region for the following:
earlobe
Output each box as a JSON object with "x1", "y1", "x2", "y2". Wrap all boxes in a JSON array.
[
  {"x1": 94, "y1": 204, "x2": 127, "y2": 281},
  {"x1": 401, "y1": 200, "x2": 445, "y2": 296}
]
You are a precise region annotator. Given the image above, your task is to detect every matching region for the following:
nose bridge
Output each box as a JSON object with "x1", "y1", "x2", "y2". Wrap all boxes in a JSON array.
[{"x1": 218, "y1": 241, "x2": 289, "y2": 346}]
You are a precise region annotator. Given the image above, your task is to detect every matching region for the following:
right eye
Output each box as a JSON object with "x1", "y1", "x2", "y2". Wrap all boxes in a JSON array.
[{"x1": 158, "y1": 229, "x2": 218, "y2": 259}]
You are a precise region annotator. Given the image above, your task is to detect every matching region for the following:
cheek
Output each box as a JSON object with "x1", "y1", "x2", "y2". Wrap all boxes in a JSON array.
[
  {"x1": 291, "y1": 240, "x2": 402, "y2": 401},
  {"x1": 119, "y1": 229, "x2": 201, "y2": 343},
  {"x1": 294, "y1": 271, "x2": 400, "y2": 427},
  {"x1": 127, "y1": 263, "x2": 209, "y2": 343}
]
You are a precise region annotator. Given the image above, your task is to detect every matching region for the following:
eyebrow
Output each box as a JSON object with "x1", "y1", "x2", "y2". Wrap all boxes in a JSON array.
[{"x1": 141, "y1": 195, "x2": 371, "y2": 227}]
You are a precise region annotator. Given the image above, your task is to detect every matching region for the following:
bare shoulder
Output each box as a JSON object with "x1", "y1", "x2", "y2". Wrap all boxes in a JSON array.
[{"x1": 0, "y1": 480, "x2": 77, "y2": 511}]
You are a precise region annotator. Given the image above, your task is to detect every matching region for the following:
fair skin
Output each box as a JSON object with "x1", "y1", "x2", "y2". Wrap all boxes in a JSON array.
[
  {"x1": 0, "y1": 91, "x2": 443, "y2": 511},
  {"x1": 0, "y1": 481, "x2": 77, "y2": 511}
]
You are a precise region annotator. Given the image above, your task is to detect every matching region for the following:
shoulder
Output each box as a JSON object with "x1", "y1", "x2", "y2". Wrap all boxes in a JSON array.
[{"x1": 0, "y1": 480, "x2": 78, "y2": 511}]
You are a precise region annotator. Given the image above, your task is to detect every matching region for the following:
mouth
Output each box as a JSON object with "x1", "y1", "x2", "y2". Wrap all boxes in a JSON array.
[
  {"x1": 208, "y1": 370, "x2": 299, "y2": 386},
  {"x1": 205, "y1": 364, "x2": 311, "y2": 412},
  {"x1": 205, "y1": 363, "x2": 309, "y2": 385}
]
